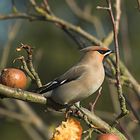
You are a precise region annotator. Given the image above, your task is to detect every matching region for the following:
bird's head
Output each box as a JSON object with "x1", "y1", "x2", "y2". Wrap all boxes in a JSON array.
[
  {"x1": 80, "y1": 46, "x2": 113, "y2": 62},
  {"x1": 81, "y1": 46, "x2": 113, "y2": 56}
]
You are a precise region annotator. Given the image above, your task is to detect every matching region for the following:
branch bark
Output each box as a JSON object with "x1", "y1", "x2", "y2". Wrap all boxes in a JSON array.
[
  {"x1": 106, "y1": 0, "x2": 129, "y2": 120},
  {"x1": 0, "y1": 84, "x2": 46, "y2": 104}
]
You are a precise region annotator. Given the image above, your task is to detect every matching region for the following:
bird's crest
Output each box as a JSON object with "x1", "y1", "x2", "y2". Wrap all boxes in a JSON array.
[
  {"x1": 80, "y1": 46, "x2": 113, "y2": 56},
  {"x1": 80, "y1": 46, "x2": 109, "y2": 52}
]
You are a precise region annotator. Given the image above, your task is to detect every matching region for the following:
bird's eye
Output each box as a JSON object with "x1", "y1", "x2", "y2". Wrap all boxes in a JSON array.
[
  {"x1": 97, "y1": 50, "x2": 106, "y2": 54},
  {"x1": 97, "y1": 50, "x2": 112, "y2": 55}
]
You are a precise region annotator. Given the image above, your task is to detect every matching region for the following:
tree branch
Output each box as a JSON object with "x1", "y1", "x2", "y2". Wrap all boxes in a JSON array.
[
  {"x1": 106, "y1": 0, "x2": 129, "y2": 120},
  {"x1": 74, "y1": 106, "x2": 127, "y2": 140},
  {"x1": 0, "y1": 82, "x2": 127, "y2": 139},
  {"x1": 0, "y1": 84, "x2": 46, "y2": 104}
]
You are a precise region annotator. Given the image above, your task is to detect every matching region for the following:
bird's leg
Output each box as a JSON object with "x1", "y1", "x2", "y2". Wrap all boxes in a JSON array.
[
  {"x1": 65, "y1": 102, "x2": 81, "y2": 119},
  {"x1": 89, "y1": 87, "x2": 102, "y2": 112},
  {"x1": 65, "y1": 109, "x2": 70, "y2": 119},
  {"x1": 64, "y1": 105, "x2": 74, "y2": 120}
]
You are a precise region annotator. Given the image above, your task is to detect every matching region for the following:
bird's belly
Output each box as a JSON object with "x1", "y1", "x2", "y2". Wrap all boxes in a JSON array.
[
  {"x1": 51, "y1": 76, "x2": 104, "y2": 105},
  {"x1": 51, "y1": 81, "x2": 90, "y2": 105}
]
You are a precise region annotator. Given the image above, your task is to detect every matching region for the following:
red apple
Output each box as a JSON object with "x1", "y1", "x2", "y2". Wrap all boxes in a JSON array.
[
  {"x1": 0, "y1": 68, "x2": 27, "y2": 89},
  {"x1": 96, "y1": 133, "x2": 120, "y2": 140}
]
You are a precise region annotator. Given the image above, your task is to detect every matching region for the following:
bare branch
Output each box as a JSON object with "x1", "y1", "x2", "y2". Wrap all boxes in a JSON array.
[
  {"x1": 16, "y1": 44, "x2": 42, "y2": 87},
  {"x1": 66, "y1": 0, "x2": 105, "y2": 38},
  {"x1": 74, "y1": 105, "x2": 127, "y2": 140},
  {"x1": 89, "y1": 87, "x2": 102, "y2": 112},
  {"x1": 0, "y1": 84, "x2": 46, "y2": 104},
  {"x1": 106, "y1": 0, "x2": 129, "y2": 120}
]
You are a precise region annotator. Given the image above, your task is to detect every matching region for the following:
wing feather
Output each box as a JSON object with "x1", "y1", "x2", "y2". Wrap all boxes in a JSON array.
[{"x1": 36, "y1": 65, "x2": 86, "y2": 93}]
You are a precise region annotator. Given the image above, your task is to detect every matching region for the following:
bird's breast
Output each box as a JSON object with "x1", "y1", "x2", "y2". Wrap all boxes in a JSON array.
[{"x1": 82, "y1": 65, "x2": 105, "y2": 96}]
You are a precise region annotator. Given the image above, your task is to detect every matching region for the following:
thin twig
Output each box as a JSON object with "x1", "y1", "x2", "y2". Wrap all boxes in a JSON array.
[
  {"x1": 13, "y1": 56, "x2": 35, "y2": 80},
  {"x1": 66, "y1": 0, "x2": 105, "y2": 38},
  {"x1": 89, "y1": 87, "x2": 102, "y2": 112},
  {"x1": 136, "y1": 0, "x2": 140, "y2": 11},
  {"x1": 0, "y1": 13, "x2": 45, "y2": 20},
  {"x1": 106, "y1": 0, "x2": 129, "y2": 121},
  {"x1": 83, "y1": 128, "x2": 94, "y2": 140},
  {"x1": 42, "y1": 0, "x2": 53, "y2": 15},
  {"x1": 16, "y1": 44, "x2": 42, "y2": 87}
]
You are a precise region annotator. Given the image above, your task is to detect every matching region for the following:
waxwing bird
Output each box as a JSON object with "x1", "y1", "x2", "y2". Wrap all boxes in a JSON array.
[{"x1": 38, "y1": 46, "x2": 113, "y2": 110}]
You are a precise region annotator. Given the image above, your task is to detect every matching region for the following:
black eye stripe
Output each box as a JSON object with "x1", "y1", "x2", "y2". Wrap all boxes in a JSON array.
[
  {"x1": 98, "y1": 50, "x2": 111, "y2": 55},
  {"x1": 97, "y1": 50, "x2": 105, "y2": 54},
  {"x1": 97, "y1": 50, "x2": 111, "y2": 54}
]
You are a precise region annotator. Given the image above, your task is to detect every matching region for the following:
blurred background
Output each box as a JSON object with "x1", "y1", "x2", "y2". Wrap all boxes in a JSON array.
[{"x1": 0, "y1": 0, "x2": 140, "y2": 140}]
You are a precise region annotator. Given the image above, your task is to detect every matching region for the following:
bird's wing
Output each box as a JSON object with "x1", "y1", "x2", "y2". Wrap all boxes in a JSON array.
[{"x1": 36, "y1": 65, "x2": 86, "y2": 93}]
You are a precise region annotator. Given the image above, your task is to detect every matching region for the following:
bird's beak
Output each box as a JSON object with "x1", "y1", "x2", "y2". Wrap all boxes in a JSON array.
[
  {"x1": 104, "y1": 50, "x2": 114, "y2": 56},
  {"x1": 110, "y1": 50, "x2": 115, "y2": 53}
]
